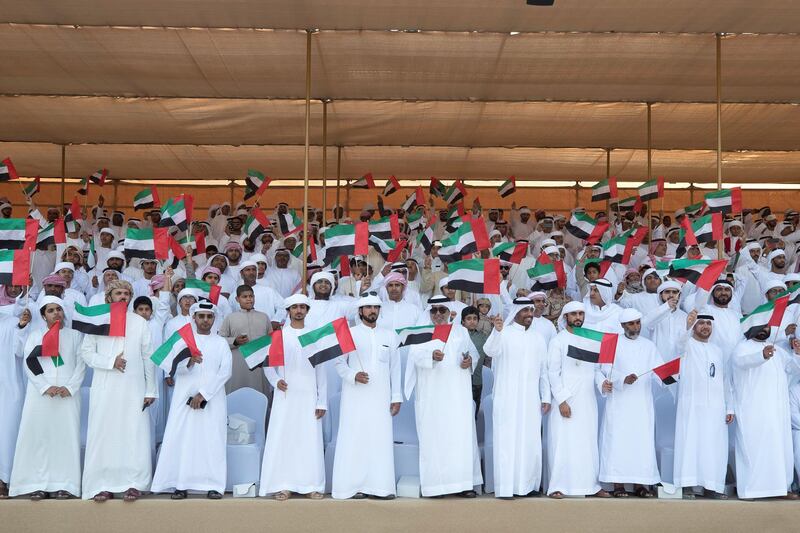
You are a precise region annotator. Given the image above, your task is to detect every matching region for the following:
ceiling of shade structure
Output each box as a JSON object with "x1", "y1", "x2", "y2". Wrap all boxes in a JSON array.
[{"x1": 0, "y1": 1, "x2": 799, "y2": 185}]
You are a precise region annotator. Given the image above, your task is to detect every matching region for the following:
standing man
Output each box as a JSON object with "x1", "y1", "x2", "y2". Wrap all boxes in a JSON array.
[
  {"x1": 218, "y1": 285, "x2": 271, "y2": 395},
  {"x1": 332, "y1": 294, "x2": 402, "y2": 500},
  {"x1": 483, "y1": 297, "x2": 551, "y2": 499},
  {"x1": 80, "y1": 280, "x2": 157, "y2": 502},
  {"x1": 152, "y1": 302, "x2": 232, "y2": 500},
  {"x1": 259, "y1": 294, "x2": 327, "y2": 500}
]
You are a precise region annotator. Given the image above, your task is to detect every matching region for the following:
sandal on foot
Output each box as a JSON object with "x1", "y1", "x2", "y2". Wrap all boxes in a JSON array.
[
  {"x1": 634, "y1": 487, "x2": 653, "y2": 498},
  {"x1": 55, "y1": 490, "x2": 73, "y2": 500},
  {"x1": 612, "y1": 489, "x2": 629, "y2": 498},
  {"x1": 207, "y1": 491, "x2": 223, "y2": 500},
  {"x1": 591, "y1": 489, "x2": 612, "y2": 498},
  {"x1": 30, "y1": 490, "x2": 48, "y2": 501},
  {"x1": 93, "y1": 491, "x2": 113, "y2": 503},
  {"x1": 307, "y1": 491, "x2": 324, "y2": 500},
  {"x1": 274, "y1": 490, "x2": 291, "y2": 501},
  {"x1": 124, "y1": 488, "x2": 141, "y2": 502},
  {"x1": 351, "y1": 492, "x2": 367, "y2": 499},
  {"x1": 170, "y1": 490, "x2": 187, "y2": 500},
  {"x1": 549, "y1": 491, "x2": 564, "y2": 499}
]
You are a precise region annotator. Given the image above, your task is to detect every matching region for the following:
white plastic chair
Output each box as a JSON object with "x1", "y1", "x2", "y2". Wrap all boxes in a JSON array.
[
  {"x1": 225, "y1": 387, "x2": 268, "y2": 491},
  {"x1": 392, "y1": 392, "x2": 418, "y2": 444}
]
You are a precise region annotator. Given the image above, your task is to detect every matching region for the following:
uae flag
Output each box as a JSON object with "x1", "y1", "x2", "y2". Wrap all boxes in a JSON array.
[
  {"x1": 0, "y1": 249, "x2": 31, "y2": 286},
  {"x1": 369, "y1": 214, "x2": 400, "y2": 240},
  {"x1": 368, "y1": 235, "x2": 403, "y2": 261},
  {"x1": 406, "y1": 210, "x2": 425, "y2": 231},
  {"x1": 602, "y1": 232, "x2": 635, "y2": 265},
  {"x1": 667, "y1": 259, "x2": 728, "y2": 290},
  {"x1": 332, "y1": 255, "x2": 351, "y2": 277},
  {"x1": 652, "y1": 357, "x2": 680, "y2": 385},
  {"x1": 159, "y1": 197, "x2": 189, "y2": 231},
  {"x1": 0, "y1": 218, "x2": 39, "y2": 250},
  {"x1": 612, "y1": 195, "x2": 643, "y2": 214},
  {"x1": 491, "y1": 241, "x2": 527, "y2": 264},
  {"x1": 26, "y1": 321, "x2": 64, "y2": 376},
  {"x1": 637, "y1": 177, "x2": 665, "y2": 202},
  {"x1": 351, "y1": 173, "x2": 375, "y2": 189},
  {"x1": 583, "y1": 257, "x2": 613, "y2": 278},
  {"x1": 382, "y1": 175, "x2": 401, "y2": 197},
  {"x1": 88, "y1": 168, "x2": 108, "y2": 186},
  {"x1": 567, "y1": 327, "x2": 618, "y2": 364},
  {"x1": 740, "y1": 295, "x2": 790, "y2": 340},
  {"x1": 292, "y1": 235, "x2": 318, "y2": 262},
  {"x1": 566, "y1": 212, "x2": 609, "y2": 243},
  {"x1": 299, "y1": 317, "x2": 357, "y2": 367},
  {"x1": 178, "y1": 232, "x2": 206, "y2": 257},
  {"x1": 591, "y1": 177, "x2": 618, "y2": 202},
  {"x1": 243, "y1": 207, "x2": 270, "y2": 242},
  {"x1": 438, "y1": 218, "x2": 490, "y2": 263},
  {"x1": 184, "y1": 278, "x2": 222, "y2": 305},
  {"x1": 150, "y1": 323, "x2": 202, "y2": 378},
  {"x1": 64, "y1": 196, "x2": 82, "y2": 233},
  {"x1": 778, "y1": 284, "x2": 800, "y2": 306},
  {"x1": 322, "y1": 222, "x2": 369, "y2": 265},
  {"x1": 76, "y1": 177, "x2": 91, "y2": 196},
  {"x1": 278, "y1": 209, "x2": 303, "y2": 236},
  {"x1": 704, "y1": 187, "x2": 742, "y2": 215},
  {"x1": 527, "y1": 260, "x2": 566, "y2": 291},
  {"x1": 239, "y1": 330, "x2": 285, "y2": 370},
  {"x1": 133, "y1": 187, "x2": 160, "y2": 210},
  {"x1": 497, "y1": 176, "x2": 516, "y2": 198},
  {"x1": 23, "y1": 177, "x2": 40, "y2": 199},
  {"x1": 447, "y1": 258, "x2": 501, "y2": 294},
  {"x1": 444, "y1": 181, "x2": 467, "y2": 205},
  {"x1": 124, "y1": 227, "x2": 169, "y2": 260},
  {"x1": 36, "y1": 219, "x2": 66, "y2": 250},
  {"x1": 72, "y1": 302, "x2": 127, "y2": 336},
  {"x1": 683, "y1": 201, "x2": 705, "y2": 217},
  {"x1": 677, "y1": 213, "x2": 723, "y2": 256},
  {"x1": 0, "y1": 157, "x2": 19, "y2": 182},
  {"x1": 429, "y1": 177, "x2": 446, "y2": 198},
  {"x1": 396, "y1": 323, "x2": 452, "y2": 347},
  {"x1": 415, "y1": 223, "x2": 435, "y2": 255},
  {"x1": 244, "y1": 169, "x2": 271, "y2": 200}
]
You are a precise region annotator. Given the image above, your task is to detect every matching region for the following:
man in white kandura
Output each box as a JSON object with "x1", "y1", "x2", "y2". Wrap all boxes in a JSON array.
[
  {"x1": 10, "y1": 297, "x2": 85, "y2": 500},
  {"x1": 332, "y1": 293, "x2": 402, "y2": 500},
  {"x1": 673, "y1": 311, "x2": 733, "y2": 499},
  {"x1": 80, "y1": 280, "x2": 157, "y2": 502},
  {"x1": 732, "y1": 324, "x2": 800, "y2": 500},
  {"x1": 597, "y1": 308, "x2": 662, "y2": 498},
  {"x1": 407, "y1": 295, "x2": 481, "y2": 498},
  {"x1": 547, "y1": 301, "x2": 610, "y2": 499},
  {"x1": 482, "y1": 297, "x2": 550, "y2": 499},
  {"x1": 259, "y1": 294, "x2": 327, "y2": 501},
  {"x1": 151, "y1": 302, "x2": 232, "y2": 500}
]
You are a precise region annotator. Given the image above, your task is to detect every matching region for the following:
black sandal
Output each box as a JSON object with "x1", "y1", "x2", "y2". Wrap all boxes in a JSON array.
[
  {"x1": 171, "y1": 489, "x2": 188, "y2": 500},
  {"x1": 30, "y1": 490, "x2": 49, "y2": 501},
  {"x1": 635, "y1": 487, "x2": 653, "y2": 498},
  {"x1": 612, "y1": 489, "x2": 629, "y2": 498},
  {"x1": 207, "y1": 490, "x2": 222, "y2": 500}
]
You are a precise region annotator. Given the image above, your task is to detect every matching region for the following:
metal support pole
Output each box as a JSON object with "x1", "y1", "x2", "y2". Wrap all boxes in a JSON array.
[
  {"x1": 574, "y1": 181, "x2": 579, "y2": 208},
  {"x1": 112, "y1": 180, "x2": 119, "y2": 212},
  {"x1": 605, "y1": 148, "x2": 611, "y2": 216},
  {"x1": 301, "y1": 29, "x2": 312, "y2": 292},
  {"x1": 716, "y1": 33, "x2": 724, "y2": 260},
  {"x1": 336, "y1": 145, "x2": 342, "y2": 222},
  {"x1": 60, "y1": 145, "x2": 66, "y2": 210},
  {"x1": 322, "y1": 99, "x2": 328, "y2": 221},
  {"x1": 229, "y1": 181, "x2": 235, "y2": 206},
  {"x1": 647, "y1": 102, "x2": 653, "y2": 243}
]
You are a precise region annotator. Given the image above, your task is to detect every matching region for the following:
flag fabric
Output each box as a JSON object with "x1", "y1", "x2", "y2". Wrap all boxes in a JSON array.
[
  {"x1": 278, "y1": 209, "x2": 303, "y2": 236},
  {"x1": 178, "y1": 232, "x2": 206, "y2": 257},
  {"x1": 292, "y1": 236, "x2": 318, "y2": 262},
  {"x1": 133, "y1": 187, "x2": 160, "y2": 210},
  {"x1": 35, "y1": 219, "x2": 66, "y2": 250},
  {"x1": 667, "y1": 259, "x2": 728, "y2": 290},
  {"x1": 382, "y1": 175, "x2": 401, "y2": 197},
  {"x1": 566, "y1": 327, "x2": 618, "y2": 364},
  {"x1": 299, "y1": 317, "x2": 357, "y2": 367},
  {"x1": 583, "y1": 258, "x2": 613, "y2": 278},
  {"x1": 447, "y1": 258, "x2": 501, "y2": 294},
  {"x1": 637, "y1": 177, "x2": 665, "y2": 202},
  {"x1": 243, "y1": 207, "x2": 270, "y2": 242},
  {"x1": 443, "y1": 181, "x2": 467, "y2": 205},
  {"x1": 86, "y1": 237, "x2": 97, "y2": 270},
  {"x1": 25, "y1": 321, "x2": 64, "y2": 376},
  {"x1": 777, "y1": 284, "x2": 800, "y2": 306},
  {"x1": 184, "y1": 278, "x2": 222, "y2": 305},
  {"x1": 0, "y1": 249, "x2": 31, "y2": 286},
  {"x1": 396, "y1": 323, "x2": 452, "y2": 347},
  {"x1": 683, "y1": 202, "x2": 705, "y2": 217},
  {"x1": 239, "y1": 330, "x2": 285, "y2": 370},
  {"x1": 677, "y1": 213, "x2": 723, "y2": 256},
  {"x1": 740, "y1": 295, "x2": 790, "y2": 340},
  {"x1": 704, "y1": 188, "x2": 742, "y2": 215},
  {"x1": 72, "y1": 302, "x2": 127, "y2": 336},
  {"x1": 88, "y1": 169, "x2": 108, "y2": 186},
  {"x1": 323, "y1": 223, "x2": 369, "y2": 265},
  {"x1": 565, "y1": 212, "x2": 608, "y2": 243},
  {"x1": 652, "y1": 357, "x2": 681, "y2": 385},
  {"x1": 150, "y1": 323, "x2": 202, "y2": 378},
  {"x1": 415, "y1": 223, "x2": 435, "y2": 255},
  {"x1": 64, "y1": 196, "x2": 82, "y2": 233},
  {"x1": 77, "y1": 177, "x2": 90, "y2": 196},
  {"x1": 123, "y1": 227, "x2": 169, "y2": 260},
  {"x1": 429, "y1": 178, "x2": 446, "y2": 198},
  {"x1": 527, "y1": 260, "x2": 567, "y2": 291},
  {"x1": 613, "y1": 195, "x2": 643, "y2": 214},
  {"x1": 23, "y1": 177, "x2": 40, "y2": 199},
  {"x1": 438, "y1": 218, "x2": 491, "y2": 263},
  {"x1": 368, "y1": 235, "x2": 401, "y2": 261},
  {"x1": 0, "y1": 218, "x2": 39, "y2": 250},
  {"x1": 591, "y1": 177, "x2": 618, "y2": 202},
  {"x1": 491, "y1": 241, "x2": 527, "y2": 264},
  {"x1": 332, "y1": 255, "x2": 352, "y2": 277},
  {"x1": 0, "y1": 157, "x2": 19, "y2": 182},
  {"x1": 602, "y1": 231, "x2": 635, "y2": 265},
  {"x1": 244, "y1": 169, "x2": 271, "y2": 200},
  {"x1": 497, "y1": 176, "x2": 516, "y2": 198},
  {"x1": 406, "y1": 210, "x2": 424, "y2": 231},
  {"x1": 401, "y1": 192, "x2": 417, "y2": 212},
  {"x1": 368, "y1": 214, "x2": 400, "y2": 240},
  {"x1": 351, "y1": 173, "x2": 375, "y2": 189},
  {"x1": 159, "y1": 197, "x2": 188, "y2": 232}
]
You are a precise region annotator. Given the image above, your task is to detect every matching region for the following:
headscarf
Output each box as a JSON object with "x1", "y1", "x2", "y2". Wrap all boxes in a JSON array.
[
  {"x1": 504, "y1": 297, "x2": 534, "y2": 327},
  {"x1": 557, "y1": 301, "x2": 585, "y2": 331}
]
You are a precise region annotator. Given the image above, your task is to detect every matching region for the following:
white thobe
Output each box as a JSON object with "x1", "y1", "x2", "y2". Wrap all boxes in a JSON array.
[
  {"x1": 618, "y1": 290, "x2": 660, "y2": 316},
  {"x1": 531, "y1": 316, "x2": 557, "y2": 346},
  {"x1": 259, "y1": 324, "x2": 327, "y2": 496},
  {"x1": 547, "y1": 330, "x2": 602, "y2": 496},
  {"x1": 789, "y1": 382, "x2": 800, "y2": 479},
  {"x1": 80, "y1": 313, "x2": 157, "y2": 498},
  {"x1": 596, "y1": 335, "x2": 662, "y2": 485},
  {"x1": 331, "y1": 323, "x2": 402, "y2": 499},
  {"x1": 377, "y1": 299, "x2": 421, "y2": 331},
  {"x1": 408, "y1": 325, "x2": 481, "y2": 496},
  {"x1": 0, "y1": 317, "x2": 32, "y2": 483},
  {"x1": 10, "y1": 328, "x2": 86, "y2": 496},
  {"x1": 731, "y1": 339, "x2": 800, "y2": 498},
  {"x1": 265, "y1": 267, "x2": 301, "y2": 298},
  {"x1": 483, "y1": 322, "x2": 550, "y2": 497},
  {"x1": 151, "y1": 332, "x2": 232, "y2": 494},
  {"x1": 673, "y1": 338, "x2": 732, "y2": 493}
]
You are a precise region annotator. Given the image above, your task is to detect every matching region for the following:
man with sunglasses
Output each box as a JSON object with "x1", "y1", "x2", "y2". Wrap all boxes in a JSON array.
[{"x1": 406, "y1": 295, "x2": 481, "y2": 498}]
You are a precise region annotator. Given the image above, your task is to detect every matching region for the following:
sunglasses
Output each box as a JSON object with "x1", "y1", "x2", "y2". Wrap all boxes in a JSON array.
[{"x1": 430, "y1": 307, "x2": 449, "y2": 314}]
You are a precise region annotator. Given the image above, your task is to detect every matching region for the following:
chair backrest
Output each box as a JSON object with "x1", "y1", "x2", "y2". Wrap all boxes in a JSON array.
[{"x1": 226, "y1": 387, "x2": 268, "y2": 446}]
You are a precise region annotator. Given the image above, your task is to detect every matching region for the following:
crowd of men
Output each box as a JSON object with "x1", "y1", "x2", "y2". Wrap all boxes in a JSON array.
[{"x1": 2, "y1": 191, "x2": 800, "y2": 503}]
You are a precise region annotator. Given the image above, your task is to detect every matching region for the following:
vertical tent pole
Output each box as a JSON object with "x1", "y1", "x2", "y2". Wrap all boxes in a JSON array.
[
  {"x1": 336, "y1": 145, "x2": 342, "y2": 222},
  {"x1": 716, "y1": 33, "x2": 724, "y2": 260},
  {"x1": 112, "y1": 179, "x2": 119, "y2": 212},
  {"x1": 322, "y1": 99, "x2": 328, "y2": 221},
  {"x1": 605, "y1": 148, "x2": 611, "y2": 218},
  {"x1": 647, "y1": 102, "x2": 653, "y2": 244},
  {"x1": 229, "y1": 180, "x2": 235, "y2": 206},
  {"x1": 301, "y1": 29, "x2": 313, "y2": 293},
  {"x1": 574, "y1": 181, "x2": 579, "y2": 208},
  {"x1": 60, "y1": 145, "x2": 66, "y2": 211}
]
